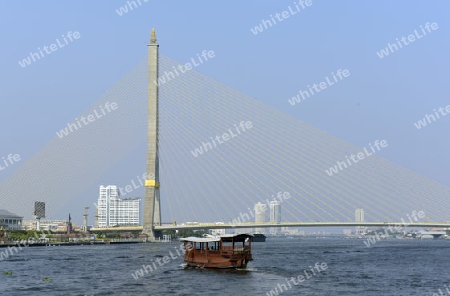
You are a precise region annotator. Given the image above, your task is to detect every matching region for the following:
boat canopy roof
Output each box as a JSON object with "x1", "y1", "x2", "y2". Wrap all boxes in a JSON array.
[
  {"x1": 179, "y1": 237, "x2": 220, "y2": 243},
  {"x1": 180, "y1": 233, "x2": 253, "y2": 243}
]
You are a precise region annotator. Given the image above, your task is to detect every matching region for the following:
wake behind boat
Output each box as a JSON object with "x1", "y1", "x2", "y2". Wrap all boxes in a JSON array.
[{"x1": 180, "y1": 234, "x2": 253, "y2": 269}]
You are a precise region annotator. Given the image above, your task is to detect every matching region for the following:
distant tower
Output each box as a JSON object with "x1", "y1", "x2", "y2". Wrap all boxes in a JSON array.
[
  {"x1": 254, "y1": 202, "x2": 268, "y2": 234},
  {"x1": 142, "y1": 28, "x2": 161, "y2": 242},
  {"x1": 355, "y1": 208, "x2": 365, "y2": 235},
  {"x1": 355, "y1": 208, "x2": 364, "y2": 222},
  {"x1": 82, "y1": 206, "x2": 89, "y2": 232},
  {"x1": 67, "y1": 214, "x2": 73, "y2": 234},
  {"x1": 95, "y1": 207, "x2": 99, "y2": 228},
  {"x1": 269, "y1": 201, "x2": 281, "y2": 235}
]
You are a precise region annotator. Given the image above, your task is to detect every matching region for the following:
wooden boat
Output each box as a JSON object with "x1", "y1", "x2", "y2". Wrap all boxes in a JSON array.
[{"x1": 180, "y1": 234, "x2": 253, "y2": 269}]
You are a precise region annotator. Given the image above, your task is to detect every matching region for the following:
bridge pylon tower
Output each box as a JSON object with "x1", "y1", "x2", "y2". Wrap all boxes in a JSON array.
[{"x1": 142, "y1": 28, "x2": 161, "y2": 242}]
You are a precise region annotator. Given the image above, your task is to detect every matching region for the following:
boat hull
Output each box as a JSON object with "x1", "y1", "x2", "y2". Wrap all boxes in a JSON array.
[
  {"x1": 185, "y1": 262, "x2": 248, "y2": 269},
  {"x1": 184, "y1": 254, "x2": 252, "y2": 269}
]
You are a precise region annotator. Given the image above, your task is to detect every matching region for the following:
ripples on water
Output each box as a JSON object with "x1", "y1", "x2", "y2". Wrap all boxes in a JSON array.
[{"x1": 1, "y1": 238, "x2": 450, "y2": 295}]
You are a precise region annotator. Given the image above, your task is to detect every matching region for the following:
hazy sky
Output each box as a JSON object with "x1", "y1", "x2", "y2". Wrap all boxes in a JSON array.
[{"x1": 1, "y1": 1, "x2": 449, "y2": 225}]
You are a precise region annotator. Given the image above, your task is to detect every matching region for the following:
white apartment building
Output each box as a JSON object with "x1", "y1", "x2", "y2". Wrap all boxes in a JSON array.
[{"x1": 98, "y1": 185, "x2": 140, "y2": 227}]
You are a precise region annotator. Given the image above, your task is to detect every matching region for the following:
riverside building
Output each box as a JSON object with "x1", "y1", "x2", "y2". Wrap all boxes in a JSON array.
[
  {"x1": 98, "y1": 185, "x2": 141, "y2": 227},
  {"x1": 0, "y1": 209, "x2": 23, "y2": 230}
]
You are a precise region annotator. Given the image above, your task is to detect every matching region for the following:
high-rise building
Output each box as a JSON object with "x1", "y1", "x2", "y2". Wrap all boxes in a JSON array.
[
  {"x1": 33, "y1": 202, "x2": 46, "y2": 219},
  {"x1": 254, "y1": 202, "x2": 268, "y2": 234},
  {"x1": 269, "y1": 201, "x2": 281, "y2": 235},
  {"x1": 355, "y1": 208, "x2": 364, "y2": 222},
  {"x1": 98, "y1": 185, "x2": 141, "y2": 227},
  {"x1": 355, "y1": 208, "x2": 366, "y2": 235},
  {"x1": 33, "y1": 201, "x2": 46, "y2": 231}
]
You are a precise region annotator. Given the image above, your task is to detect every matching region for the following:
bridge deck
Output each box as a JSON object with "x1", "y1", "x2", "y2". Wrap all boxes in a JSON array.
[{"x1": 89, "y1": 222, "x2": 450, "y2": 232}]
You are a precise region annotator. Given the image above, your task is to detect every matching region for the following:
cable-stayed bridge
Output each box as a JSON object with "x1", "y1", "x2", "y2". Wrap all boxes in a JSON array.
[
  {"x1": 1, "y1": 30, "x2": 450, "y2": 241},
  {"x1": 92, "y1": 31, "x2": 450, "y2": 237}
]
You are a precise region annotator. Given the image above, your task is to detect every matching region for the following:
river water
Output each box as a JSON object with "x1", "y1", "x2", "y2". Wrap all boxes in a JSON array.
[{"x1": 1, "y1": 237, "x2": 449, "y2": 295}]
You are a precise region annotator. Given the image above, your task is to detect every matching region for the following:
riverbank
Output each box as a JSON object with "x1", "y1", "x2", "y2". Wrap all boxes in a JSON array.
[{"x1": 0, "y1": 240, "x2": 144, "y2": 248}]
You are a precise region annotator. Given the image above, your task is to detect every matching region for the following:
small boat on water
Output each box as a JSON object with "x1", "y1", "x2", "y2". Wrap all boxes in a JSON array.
[
  {"x1": 251, "y1": 233, "x2": 266, "y2": 242},
  {"x1": 180, "y1": 234, "x2": 253, "y2": 269}
]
